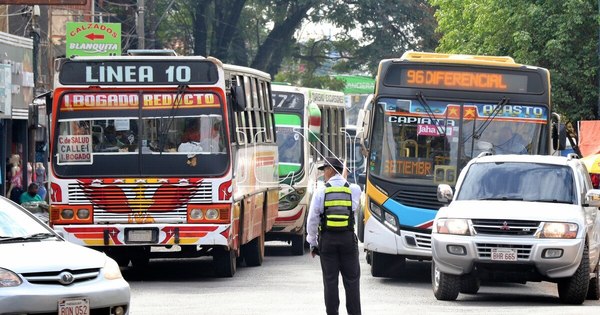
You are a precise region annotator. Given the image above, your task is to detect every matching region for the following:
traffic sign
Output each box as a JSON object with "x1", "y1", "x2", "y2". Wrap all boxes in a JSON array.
[{"x1": 66, "y1": 22, "x2": 121, "y2": 57}]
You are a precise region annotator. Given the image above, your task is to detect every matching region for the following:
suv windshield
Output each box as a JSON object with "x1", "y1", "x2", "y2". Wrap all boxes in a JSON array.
[{"x1": 457, "y1": 162, "x2": 576, "y2": 204}]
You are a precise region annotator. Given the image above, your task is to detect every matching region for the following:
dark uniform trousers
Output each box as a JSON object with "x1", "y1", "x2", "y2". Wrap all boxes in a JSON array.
[{"x1": 319, "y1": 230, "x2": 361, "y2": 315}]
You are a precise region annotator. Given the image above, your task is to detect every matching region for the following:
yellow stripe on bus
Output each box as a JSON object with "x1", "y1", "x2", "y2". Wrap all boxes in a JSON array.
[{"x1": 366, "y1": 178, "x2": 388, "y2": 205}]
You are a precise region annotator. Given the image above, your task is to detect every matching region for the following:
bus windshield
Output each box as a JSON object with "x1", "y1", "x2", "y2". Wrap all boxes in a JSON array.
[
  {"x1": 52, "y1": 92, "x2": 229, "y2": 177},
  {"x1": 369, "y1": 97, "x2": 548, "y2": 185},
  {"x1": 275, "y1": 113, "x2": 303, "y2": 176}
]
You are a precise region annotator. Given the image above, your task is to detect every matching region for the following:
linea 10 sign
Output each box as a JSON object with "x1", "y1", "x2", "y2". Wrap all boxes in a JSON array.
[{"x1": 58, "y1": 60, "x2": 219, "y2": 85}]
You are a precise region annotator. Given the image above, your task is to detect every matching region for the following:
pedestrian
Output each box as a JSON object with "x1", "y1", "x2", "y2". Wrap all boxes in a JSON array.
[
  {"x1": 307, "y1": 156, "x2": 362, "y2": 315},
  {"x1": 20, "y1": 183, "x2": 43, "y2": 205}
]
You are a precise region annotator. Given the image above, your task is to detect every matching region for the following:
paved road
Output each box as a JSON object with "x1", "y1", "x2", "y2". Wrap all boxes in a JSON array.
[{"x1": 126, "y1": 242, "x2": 600, "y2": 315}]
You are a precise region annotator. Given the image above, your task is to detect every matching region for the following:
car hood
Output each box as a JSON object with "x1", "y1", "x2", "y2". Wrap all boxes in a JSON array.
[
  {"x1": 0, "y1": 240, "x2": 106, "y2": 273},
  {"x1": 438, "y1": 200, "x2": 583, "y2": 223}
]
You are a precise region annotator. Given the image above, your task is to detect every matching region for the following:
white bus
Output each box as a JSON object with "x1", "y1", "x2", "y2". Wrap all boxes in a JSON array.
[{"x1": 267, "y1": 84, "x2": 347, "y2": 254}]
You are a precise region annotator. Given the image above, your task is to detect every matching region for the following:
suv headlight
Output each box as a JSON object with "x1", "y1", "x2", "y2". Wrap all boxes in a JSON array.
[
  {"x1": 0, "y1": 268, "x2": 22, "y2": 287},
  {"x1": 539, "y1": 222, "x2": 578, "y2": 239},
  {"x1": 435, "y1": 218, "x2": 471, "y2": 236},
  {"x1": 103, "y1": 257, "x2": 124, "y2": 280}
]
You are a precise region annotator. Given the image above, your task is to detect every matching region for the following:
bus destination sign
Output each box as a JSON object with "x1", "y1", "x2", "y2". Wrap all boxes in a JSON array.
[
  {"x1": 383, "y1": 64, "x2": 543, "y2": 94},
  {"x1": 59, "y1": 60, "x2": 219, "y2": 85}
]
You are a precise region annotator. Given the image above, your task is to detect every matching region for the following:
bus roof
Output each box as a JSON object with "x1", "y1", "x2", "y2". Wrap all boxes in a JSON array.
[
  {"x1": 223, "y1": 64, "x2": 271, "y2": 81},
  {"x1": 383, "y1": 51, "x2": 538, "y2": 69},
  {"x1": 272, "y1": 84, "x2": 345, "y2": 106}
]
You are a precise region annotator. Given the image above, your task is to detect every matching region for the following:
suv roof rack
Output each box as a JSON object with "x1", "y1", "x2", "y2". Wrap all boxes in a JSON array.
[{"x1": 477, "y1": 151, "x2": 493, "y2": 158}]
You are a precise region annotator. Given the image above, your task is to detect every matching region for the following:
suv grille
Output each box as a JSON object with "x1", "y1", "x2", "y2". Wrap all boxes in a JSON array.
[
  {"x1": 472, "y1": 219, "x2": 540, "y2": 236},
  {"x1": 476, "y1": 243, "x2": 533, "y2": 260}
]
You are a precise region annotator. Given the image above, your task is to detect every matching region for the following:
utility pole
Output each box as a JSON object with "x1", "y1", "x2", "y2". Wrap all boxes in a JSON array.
[
  {"x1": 137, "y1": 0, "x2": 145, "y2": 49},
  {"x1": 27, "y1": 5, "x2": 41, "y2": 189}
]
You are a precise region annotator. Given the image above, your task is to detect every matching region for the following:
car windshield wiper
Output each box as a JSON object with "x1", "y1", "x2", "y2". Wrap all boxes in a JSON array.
[
  {"x1": 526, "y1": 199, "x2": 573, "y2": 204},
  {"x1": 0, "y1": 232, "x2": 57, "y2": 242}
]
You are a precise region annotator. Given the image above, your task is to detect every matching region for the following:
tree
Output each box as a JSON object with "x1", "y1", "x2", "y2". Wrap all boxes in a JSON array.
[{"x1": 430, "y1": 0, "x2": 599, "y2": 120}]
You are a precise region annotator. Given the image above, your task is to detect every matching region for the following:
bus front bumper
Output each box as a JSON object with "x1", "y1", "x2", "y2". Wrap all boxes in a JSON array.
[
  {"x1": 364, "y1": 217, "x2": 432, "y2": 258},
  {"x1": 54, "y1": 224, "x2": 231, "y2": 247}
]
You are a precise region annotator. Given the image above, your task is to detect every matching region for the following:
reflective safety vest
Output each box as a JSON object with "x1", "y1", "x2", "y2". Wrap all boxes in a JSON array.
[{"x1": 320, "y1": 182, "x2": 354, "y2": 232}]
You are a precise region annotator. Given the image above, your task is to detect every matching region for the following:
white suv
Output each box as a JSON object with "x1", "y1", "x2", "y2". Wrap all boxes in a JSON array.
[{"x1": 431, "y1": 154, "x2": 600, "y2": 304}]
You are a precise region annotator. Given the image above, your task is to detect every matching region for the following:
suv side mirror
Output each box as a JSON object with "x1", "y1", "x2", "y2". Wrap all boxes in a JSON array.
[
  {"x1": 585, "y1": 189, "x2": 600, "y2": 208},
  {"x1": 437, "y1": 184, "x2": 454, "y2": 203}
]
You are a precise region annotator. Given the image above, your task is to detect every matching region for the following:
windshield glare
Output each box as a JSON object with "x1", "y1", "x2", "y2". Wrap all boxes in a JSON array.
[
  {"x1": 276, "y1": 126, "x2": 303, "y2": 165},
  {"x1": 457, "y1": 162, "x2": 576, "y2": 204},
  {"x1": 369, "y1": 98, "x2": 548, "y2": 185},
  {"x1": 0, "y1": 203, "x2": 51, "y2": 238}
]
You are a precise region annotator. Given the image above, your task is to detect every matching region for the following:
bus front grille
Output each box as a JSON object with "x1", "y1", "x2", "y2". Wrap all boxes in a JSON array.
[
  {"x1": 67, "y1": 181, "x2": 213, "y2": 222},
  {"x1": 391, "y1": 185, "x2": 443, "y2": 210}
]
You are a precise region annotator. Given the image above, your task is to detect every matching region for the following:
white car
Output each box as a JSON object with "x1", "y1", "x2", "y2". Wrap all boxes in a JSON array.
[
  {"x1": 431, "y1": 154, "x2": 600, "y2": 304},
  {"x1": 0, "y1": 196, "x2": 130, "y2": 314}
]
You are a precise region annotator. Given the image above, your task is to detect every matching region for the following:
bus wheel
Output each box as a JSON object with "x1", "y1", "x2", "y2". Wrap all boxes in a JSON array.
[
  {"x1": 130, "y1": 248, "x2": 150, "y2": 269},
  {"x1": 291, "y1": 234, "x2": 306, "y2": 256},
  {"x1": 371, "y1": 251, "x2": 404, "y2": 277},
  {"x1": 356, "y1": 206, "x2": 365, "y2": 242},
  {"x1": 242, "y1": 230, "x2": 265, "y2": 267},
  {"x1": 214, "y1": 248, "x2": 236, "y2": 277}
]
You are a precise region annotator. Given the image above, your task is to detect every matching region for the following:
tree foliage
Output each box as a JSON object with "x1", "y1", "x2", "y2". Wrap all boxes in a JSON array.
[
  {"x1": 430, "y1": 0, "x2": 599, "y2": 120},
  {"x1": 100, "y1": 0, "x2": 437, "y2": 82}
]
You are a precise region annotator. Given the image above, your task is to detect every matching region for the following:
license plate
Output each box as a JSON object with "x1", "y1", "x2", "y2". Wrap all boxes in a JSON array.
[
  {"x1": 491, "y1": 248, "x2": 518, "y2": 261},
  {"x1": 58, "y1": 298, "x2": 89, "y2": 315},
  {"x1": 127, "y1": 229, "x2": 154, "y2": 242}
]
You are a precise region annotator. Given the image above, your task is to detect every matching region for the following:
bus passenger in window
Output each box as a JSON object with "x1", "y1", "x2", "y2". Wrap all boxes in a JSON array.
[
  {"x1": 181, "y1": 119, "x2": 200, "y2": 143},
  {"x1": 199, "y1": 121, "x2": 223, "y2": 153}
]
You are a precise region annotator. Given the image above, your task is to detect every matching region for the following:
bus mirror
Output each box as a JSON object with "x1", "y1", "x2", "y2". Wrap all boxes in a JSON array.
[
  {"x1": 232, "y1": 86, "x2": 247, "y2": 112},
  {"x1": 358, "y1": 173, "x2": 367, "y2": 185},
  {"x1": 307, "y1": 102, "x2": 321, "y2": 142},
  {"x1": 552, "y1": 123, "x2": 567, "y2": 151}
]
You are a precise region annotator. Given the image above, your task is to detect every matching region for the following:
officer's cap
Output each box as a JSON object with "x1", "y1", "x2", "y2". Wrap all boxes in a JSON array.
[{"x1": 318, "y1": 157, "x2": 345, "y2": 172}]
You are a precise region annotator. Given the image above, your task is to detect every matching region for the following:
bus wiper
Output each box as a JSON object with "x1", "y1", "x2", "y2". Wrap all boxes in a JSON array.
[
  {"x1": 417, "y1": 92, "x2": 446, "y2": 137},
  {"x1": 463, "y1": 97, "x2": 509, "y2": 144},
  {"x1": 158, "y1": 85, "x2": 188, "y2": 152},
  {"x1": 0, "y1": 232, "x2": 57, "y2": 242}
]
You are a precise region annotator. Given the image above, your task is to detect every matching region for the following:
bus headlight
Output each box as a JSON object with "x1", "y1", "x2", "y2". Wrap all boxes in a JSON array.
[
  {"x1": 369, "y1": 202, "x2": 382, "y2": 219},
  {"x1": 370, "y1": 202, "x2": 399, "y2": 232},
  {"x1": 61, "y1": 209, "x2": 74, "y2": 219},
  {"x1": 279, "y1": 189, "x2": 305, "y2": 211},
  {"x1": 539, "y1": 222, "x2": 578, "y2": 239},
  {"x1": 190, "y1": 209, "x2": 203, "y2": 220},
  {"x1": 205, "y1": 209, "x2": 220, "y2": 220},
  {"x1": 77, "y1": 209, "x2": 90, "y2": 219},
  {"x1": 435, "y1": 219, "x2": 470, "y2": 236}
]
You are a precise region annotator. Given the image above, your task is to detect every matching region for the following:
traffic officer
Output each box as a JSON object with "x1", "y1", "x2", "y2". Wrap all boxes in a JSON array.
[{"x1": 307, "y1": 157, "x2": 362, "y2": 315}]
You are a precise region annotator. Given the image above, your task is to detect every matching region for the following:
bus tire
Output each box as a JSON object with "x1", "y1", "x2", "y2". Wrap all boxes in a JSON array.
[
  {"x1": 356, "y1": 206, "x2": 365, "y2": 243},
  {"x1": 291, "y1": 234, "x2": 305, "y2": 256},
  {"x1": 432, "y1": 260, "x2": 460, "y2": 301},
  {"x1": 130, "y1": 247, "x2": 149, "y2": 269},
  {"x1": 371, "y1": 251, "x2": 403, "y2": 277},
  {"x1": 242, "y1": 231, "x2": 265, "y2": 267},
  {"x1": 214, "y1": 248, "x2": 236, "y2": 277},
  {"x1": 587, "y1": 263, "x2": 600, "y2": 300}
]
